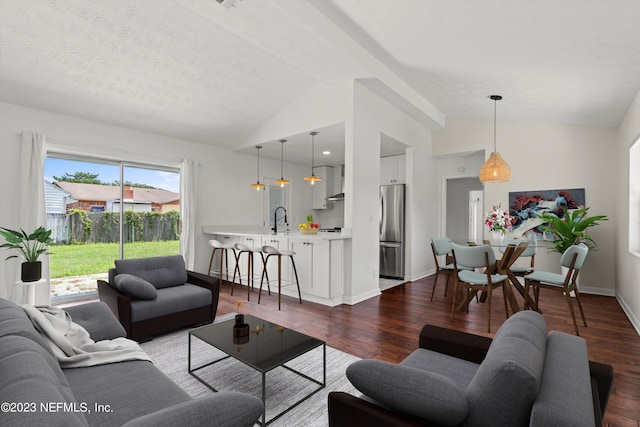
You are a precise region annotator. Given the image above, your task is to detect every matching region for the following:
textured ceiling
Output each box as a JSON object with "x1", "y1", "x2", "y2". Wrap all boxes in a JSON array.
[
  {"x1": 327, "y1": 0, "x2": 640, "y2": 126},
  {"x1": 1, "y1": 0, "x2": 639, "y2": 166}
]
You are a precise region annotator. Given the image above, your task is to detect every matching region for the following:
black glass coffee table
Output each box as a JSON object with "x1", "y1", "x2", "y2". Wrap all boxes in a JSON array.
[{"x1": 188, "y1": 314, "x2": 326, "y2": 426}]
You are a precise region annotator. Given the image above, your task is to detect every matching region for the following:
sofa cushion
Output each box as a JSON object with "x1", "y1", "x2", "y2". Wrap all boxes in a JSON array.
[
  {"x1": 0, "y1": 298, "x2": 88, "y2": 426},
  {"x1": 400, "y1": 348, "x2": 479, "y2": 390},
  {"x1": 64, "y1": 302, "x2": 127, "y2": 342},
  {"x1": 114, "y1": 274, "x2": 158, "y2": 300},
  {"x1": 121, "y1": 392, "x2": 265, "y2": 427},
  {"x1": 115, "y1": 255, "x2": 188, "y2": 289},
  {"x1": 130, "y1": 283, "x2": 212, "y2": 322},
  {"x1": 529, "y1": 331, "x2": 595, "y2": 427},
  {"x1": 63, "y1": 360, "x2": 191, "y2": 426},
  {"x1": 347, "y1": 359, "x2": 468, "y2": 426},
  {"x1": 464, "y1": 310, "x2": 547, "y2": 427}
]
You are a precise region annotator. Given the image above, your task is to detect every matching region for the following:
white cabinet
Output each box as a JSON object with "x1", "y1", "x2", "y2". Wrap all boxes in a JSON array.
[
  {"x1": 329, "y1": 240, "x2": 344, "y2": 297},
  {"x1": 380, "y1": 154, "x2": 406, "y2": 185},
  {"x1": 291, "y1": 239, "x2": 331, "y2": 298},
  {"x1": 311, "y1": 166, "x2": 334, "y2": 210}
]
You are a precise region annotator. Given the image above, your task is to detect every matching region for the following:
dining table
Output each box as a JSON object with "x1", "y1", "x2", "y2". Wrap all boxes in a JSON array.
[{"x1": 452, "y1": 240, "x2": 541, "y2": 315}]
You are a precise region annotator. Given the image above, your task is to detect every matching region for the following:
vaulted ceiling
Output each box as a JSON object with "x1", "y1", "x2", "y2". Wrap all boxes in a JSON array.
[{"x1": 1, "y1": 0, "x2": 639, "y2": 166}]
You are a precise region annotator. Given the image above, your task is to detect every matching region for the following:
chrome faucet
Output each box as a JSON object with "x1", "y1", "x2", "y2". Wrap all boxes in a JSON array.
[{"x1": 273, "y1": 206, "x2": 287, "y2": 235}]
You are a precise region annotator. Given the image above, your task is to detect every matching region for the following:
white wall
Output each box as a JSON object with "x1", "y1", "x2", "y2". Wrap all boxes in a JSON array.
[
  {"x1": 0, "y1": 102, "x2": 312, "y2": 301},
  {"x1": 433, "y1": 117, "x2": 617, "y2": 295},
  {"x1": 615, "y1": 89, "x2": 640, "y2": 334},
  {"x1": 347, "y1": 81, "x2": 435, "y2": 301}
]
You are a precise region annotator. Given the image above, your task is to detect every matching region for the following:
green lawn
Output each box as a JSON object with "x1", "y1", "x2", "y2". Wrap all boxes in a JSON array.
[{"x1": 49, "y1": 241, "x2": 180, "y2": 278}]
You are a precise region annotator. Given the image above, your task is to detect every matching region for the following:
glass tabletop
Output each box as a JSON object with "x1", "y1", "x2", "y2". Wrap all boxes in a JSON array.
[{"x1": 190, "y1": 314, "x2": 325, "y2": 373}]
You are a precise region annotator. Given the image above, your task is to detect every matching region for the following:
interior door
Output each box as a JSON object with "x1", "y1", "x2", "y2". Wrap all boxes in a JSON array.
[{"x1": 469, "y1": 190, "x2": 484, "y2": 242}]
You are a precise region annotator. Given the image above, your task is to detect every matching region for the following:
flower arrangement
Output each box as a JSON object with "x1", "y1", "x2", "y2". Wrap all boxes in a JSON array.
[
  {"x1": 298, "y1": 214, "x2": 319, "y2": 235},
  {"x1": 484, "y1": 204, "x2": 513, "y2": 233}
]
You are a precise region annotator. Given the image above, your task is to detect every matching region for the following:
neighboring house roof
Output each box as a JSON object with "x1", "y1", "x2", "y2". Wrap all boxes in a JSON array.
[{"x1": 55, "y1": 182, "x2": 179, "y2": 204}]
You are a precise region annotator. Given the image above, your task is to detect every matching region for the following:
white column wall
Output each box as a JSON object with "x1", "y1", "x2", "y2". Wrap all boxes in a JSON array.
[{"x1": 346, "y1": 81, "x2": 434, "y2": 303}]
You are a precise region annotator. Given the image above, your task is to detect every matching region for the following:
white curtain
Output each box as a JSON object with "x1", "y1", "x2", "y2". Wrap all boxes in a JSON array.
[
  {"x1": 180, "y1": 159, "x2": 198, "y2": 270},
  {"x1": 0, "y1": 132, "x2": 48, "y2": 303}
]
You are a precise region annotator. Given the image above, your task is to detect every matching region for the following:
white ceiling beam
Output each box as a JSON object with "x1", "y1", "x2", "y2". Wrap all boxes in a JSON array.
[{"x1": 275, "y1": 0, "x2": 445, "y2": 129}]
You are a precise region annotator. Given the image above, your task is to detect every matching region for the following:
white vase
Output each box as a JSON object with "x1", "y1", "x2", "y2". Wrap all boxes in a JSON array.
[{"x1": 490, "y1": 231, "x2": 505, "y2": 244}]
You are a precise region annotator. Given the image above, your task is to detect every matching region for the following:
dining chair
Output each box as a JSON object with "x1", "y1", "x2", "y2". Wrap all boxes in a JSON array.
[
  {"x1": 499, "y1": 237, "x2": 536, "y2": 276},
  {"x1": 429, "y1": 237, "x2": 456, "y2": 301},
  {"x1": 450, "y1": 243, "x2": 509, "y2": 333},
  {"x1": 524, "y1": 243, "x2": 589, "y2": 335}
]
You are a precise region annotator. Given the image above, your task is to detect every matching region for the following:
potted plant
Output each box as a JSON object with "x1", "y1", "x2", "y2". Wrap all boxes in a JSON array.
[
  {"x1": 539, "y1": 207, "x2": 608, "y2": 254},
  {"x1": 0, "y1": 226, "x2": 52, "y2": 282}
]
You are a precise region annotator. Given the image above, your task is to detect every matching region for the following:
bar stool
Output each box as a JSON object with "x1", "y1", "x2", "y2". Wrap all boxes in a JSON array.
[
  {"x1": 207, "y1": 239, "x2": 236, "y2": 290},
  {"x1": 259, "y1": 245, "x2": 302, "y2": 310},
  {"x1": 233, "y1": 242, "x2": 270, "y2": 300}
]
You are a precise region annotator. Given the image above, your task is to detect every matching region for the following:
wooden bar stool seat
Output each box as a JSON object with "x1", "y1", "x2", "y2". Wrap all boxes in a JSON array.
[{"x1": 259, "y1": 245, "x2": 302, "y2": 310}]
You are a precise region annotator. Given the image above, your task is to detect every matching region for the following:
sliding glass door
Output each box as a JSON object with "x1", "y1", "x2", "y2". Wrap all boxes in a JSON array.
[{"x1": 44, "y1": 155, "x2": 180, "y2": 303}]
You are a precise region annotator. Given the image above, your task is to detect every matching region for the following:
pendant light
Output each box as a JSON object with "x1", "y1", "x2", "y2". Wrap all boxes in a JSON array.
[
  {"x1": 250, "y1": 145, "x2": 266, "y2": 191},
  {"x1": 479, "y1": 95, "x2": 511, "y2": 183},
  {"x1": 304, "y1": 131, "x2": 322, "y2": 185},
  {"x1": 274, "y1": 139, "x2": 290, "y2": 188}
]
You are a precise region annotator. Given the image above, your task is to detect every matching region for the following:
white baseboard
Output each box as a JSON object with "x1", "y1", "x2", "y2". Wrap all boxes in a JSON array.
[
  {"x1": 410, "y1": 268, "x2": 435, "y2": 282},
  {"x1": 342, "y1": 289, "x2": 381, "y2": 305},
  {"x1": 616, "y1": 292, "x2": 640, "y2": 337},
  {"x1": 578, "y1": 286, "x2": 616, "y2": 296}
]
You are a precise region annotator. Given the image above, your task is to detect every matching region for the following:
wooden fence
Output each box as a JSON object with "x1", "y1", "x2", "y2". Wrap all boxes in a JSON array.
[{"x1": 47, "y1": 211, "x2": 179, "y2": 244}]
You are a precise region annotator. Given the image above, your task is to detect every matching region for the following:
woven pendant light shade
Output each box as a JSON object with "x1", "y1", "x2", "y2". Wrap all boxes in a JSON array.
[
  {"x1": 479, "y1": 151, "x2": 511, "y2": 182},
  {"x1": 480, "y1": 94, "x2": 511, "y2": 183}
]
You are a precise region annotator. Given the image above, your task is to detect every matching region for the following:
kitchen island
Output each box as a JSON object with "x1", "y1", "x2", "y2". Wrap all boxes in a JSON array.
[{"x1": 202, "y1": 226, "x2": 352, "y2": 307}]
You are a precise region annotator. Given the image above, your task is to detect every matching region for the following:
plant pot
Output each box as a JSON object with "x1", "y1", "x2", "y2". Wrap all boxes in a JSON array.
[{"x1": 21, "y1": 261, "x2": 42, "y2": 282}]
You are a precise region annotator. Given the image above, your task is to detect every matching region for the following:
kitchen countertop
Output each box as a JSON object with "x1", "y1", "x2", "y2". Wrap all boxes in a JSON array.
[{"x1": 202, "y1": 225, "x2": 352, "y2": 240}]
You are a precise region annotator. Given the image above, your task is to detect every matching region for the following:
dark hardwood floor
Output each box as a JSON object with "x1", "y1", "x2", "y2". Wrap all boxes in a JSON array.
[{"x1": 217, "y1": 275, "x2": 640, "y2": 427}]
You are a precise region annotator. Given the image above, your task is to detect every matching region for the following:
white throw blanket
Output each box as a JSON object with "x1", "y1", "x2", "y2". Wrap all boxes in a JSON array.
[{"x1": 21, "y1": 304, "x2": 151, "y2": 368}]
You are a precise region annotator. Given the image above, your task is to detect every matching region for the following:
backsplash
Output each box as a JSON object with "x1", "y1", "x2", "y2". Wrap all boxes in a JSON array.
[{"x1": 312, "y1": 201, "x2": 344, "y2": 229}]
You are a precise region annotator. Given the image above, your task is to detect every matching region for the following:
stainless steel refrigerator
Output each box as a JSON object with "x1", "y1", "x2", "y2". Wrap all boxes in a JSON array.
[{"x1": 379, "y1": 184, "x2": 405, "y2": 279}]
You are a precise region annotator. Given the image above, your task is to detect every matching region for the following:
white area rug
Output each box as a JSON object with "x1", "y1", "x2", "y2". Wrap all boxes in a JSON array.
[{"x1": 141, "y1": 313, "x2": 359, "y2": 426}]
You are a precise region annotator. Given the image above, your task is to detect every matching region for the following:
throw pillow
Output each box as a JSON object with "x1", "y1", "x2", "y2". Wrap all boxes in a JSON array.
[
  {"x1": 114, "y1": 274, "x2": 158, "y2": 300},
  {"x1": 346, "y1": 359, "x2": 468, "y2": 426}
]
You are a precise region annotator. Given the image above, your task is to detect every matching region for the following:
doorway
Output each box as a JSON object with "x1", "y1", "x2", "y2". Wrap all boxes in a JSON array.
[{"x1": 445, "y1": 177, "x2": 484, "y2": 243}]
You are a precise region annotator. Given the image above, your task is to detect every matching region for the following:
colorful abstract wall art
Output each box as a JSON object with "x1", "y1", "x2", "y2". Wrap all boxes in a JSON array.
[{"x1": 508, "y1": 188, "x2": 586, "y2": 239}]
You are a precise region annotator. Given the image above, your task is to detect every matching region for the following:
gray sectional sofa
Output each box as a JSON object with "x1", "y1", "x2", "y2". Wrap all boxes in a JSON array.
[
  {"x1": 329, "y1": 310, "x2": 613, "y2": 427},
  {"x1": 0, "y1": 297, "x2": 263, "y2": 426}
]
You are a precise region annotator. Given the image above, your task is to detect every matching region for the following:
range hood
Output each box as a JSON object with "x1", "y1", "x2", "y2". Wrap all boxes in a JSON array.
[{"x1": 327, "y1": 165, "x2": 345, "y2": 201}]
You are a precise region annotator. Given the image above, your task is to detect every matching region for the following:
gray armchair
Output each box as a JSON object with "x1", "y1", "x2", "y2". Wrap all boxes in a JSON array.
[
  {"x1": 98, "y1": 255, "x2": 220, "y2": 341},
  {"x1": 329, "y1": 310, "x2": 613, "y2": 427}
]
